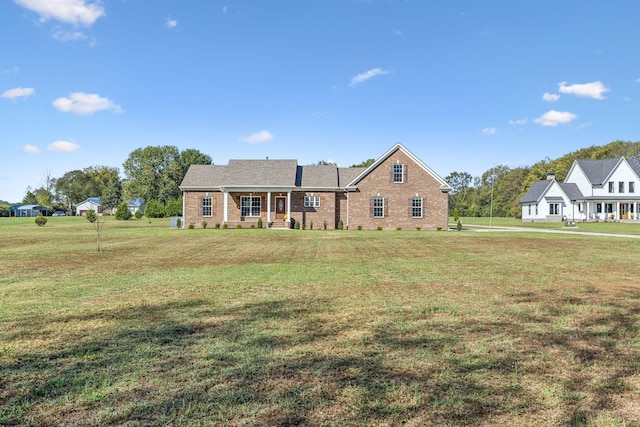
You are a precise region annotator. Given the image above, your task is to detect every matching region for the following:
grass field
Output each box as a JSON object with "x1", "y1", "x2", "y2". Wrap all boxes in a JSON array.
[{"x1": 1, "y1": 217, "x2": 640, "y2": 426}]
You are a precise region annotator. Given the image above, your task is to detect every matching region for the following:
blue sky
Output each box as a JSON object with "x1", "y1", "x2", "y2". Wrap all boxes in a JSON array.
[{"x1": 2, "y1": 0, "x2": 640, "y2": 203}]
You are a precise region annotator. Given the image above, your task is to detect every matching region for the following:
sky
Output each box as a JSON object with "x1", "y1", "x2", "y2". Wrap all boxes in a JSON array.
[{"x1": 2, "y1": 0, "x2": 640, "y2": 203}]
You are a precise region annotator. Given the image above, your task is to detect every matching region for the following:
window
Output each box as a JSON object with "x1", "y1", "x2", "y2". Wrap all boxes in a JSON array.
[
  {"x1": 241, "y1": 196, "x2": 261, "y2": 217},
  {"x1": 411, "y1": 197, "x2": 423, "y2": 218},
  {"x1": 304, "y1": 196, "x2": 320, "y2": 207},
  {"x1": 535, "y1": 204, "x2": 538, "y2": 215},
  {"x1": 202, "y1": 196, "x2": 212, "y2": 217},
  {"x1": 372, "y1": 196, "x2": 385, "y2": 218},
  {"x1": 549, "y1": 203, "x2": 560, "y2": 215},
  {"x1": 392, "y1": 164, "x2": 404, "y2": 183},
  {"x1": 528, "y1": 204, "x2": 531, "y2": 215},
  {"x1": 605, "y1": 203, "x2": 613, "y2": 214},
  {"x1": 630, "y1": 182, "x2": 635, "y2": 193},
  {"x1": 596, "y1": 203, "x2": 602, "y2": 213},
  {"x1": 609, "y1": 182, "x2": 614, "y2": 193},
  {"x1": 619, "y1": 181, "x2": 625, "y2": 193}
]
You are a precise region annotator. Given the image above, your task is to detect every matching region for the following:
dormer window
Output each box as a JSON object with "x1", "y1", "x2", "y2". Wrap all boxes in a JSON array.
[
  {"x1": 392, "y1": 164, "x2": 404, "y2": 183},
  {"x1": 630, "y1": 182, "x2": 635, "y2": 193},
  {"x1": 608, "y1": 182, "x2": 614, "y2": 193},
  {"x1": 619, "y1": 181, "x2": 625, "y2": 193}
]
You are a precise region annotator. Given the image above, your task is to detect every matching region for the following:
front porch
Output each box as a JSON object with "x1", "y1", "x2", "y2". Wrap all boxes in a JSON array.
[{"x1": 583, "y1": 201, "x2": 640, "y2": 221}]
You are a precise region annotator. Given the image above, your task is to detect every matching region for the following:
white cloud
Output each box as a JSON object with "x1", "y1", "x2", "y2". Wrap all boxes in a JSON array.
[
  {"x1": 166, "y1": 18, "x2": 177, "y2": 28},
  {"x1": 52, "y1": 27, "x2": 87, "y2": 42},
  {"x1": 542, "y1": 92, "x2": 560, "y2": 102},
  {"x1": 558, "y1": 81, "x2": 609, "y2": 100},
  {"x1": 48, "y1": 140, "x2": 80, "y2": 152},
  {"x1": 52, "y1": 92, "x2": 122, "y2": 115},
  {"x1": 624, "y1": 96, "x2": 632, "y2": 102},
  {"x1": 22, "y1": 144, "x2": 41, "y2": 154},
  {"x1": 14, "y1": 0, "x2": 106, "y2": 26},
  {"x1": 222, "y1": 6, "x2": 228, "y2": 13},
  {"x1": 4, "y1": 66, "x2": 19, "y2": 75},
  {"x1": 1, "y1": 87, "x2": 35, "y2": 99},
  {"x1": 508, "y1": 118, "x2": 528, "y2": 126},
  {"x1": 534, "y1": 110, "x2": 577, "y2": 127},
  {"x1": 350, "y1": 68, "x2": 390, "y2": 86},
  {"x1": 482, "y1": 127, "x2": 496, "y2": 135},
  {"x1": 239, "y1": 130, "x2": 274, "y2": 144}
]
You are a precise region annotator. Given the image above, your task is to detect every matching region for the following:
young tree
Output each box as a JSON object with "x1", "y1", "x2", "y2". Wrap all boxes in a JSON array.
[{"x1": 115, "y1": 202, "x2": 132, "y2": 220}]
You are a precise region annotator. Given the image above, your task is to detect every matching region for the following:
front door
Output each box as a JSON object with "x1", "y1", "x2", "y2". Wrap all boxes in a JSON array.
[
  {"x1": 621, "y1": 203, "x2": 629, "y2": 219},
  {"x1": 275, "y1": 196, "x2": 286, "y2": 220}
]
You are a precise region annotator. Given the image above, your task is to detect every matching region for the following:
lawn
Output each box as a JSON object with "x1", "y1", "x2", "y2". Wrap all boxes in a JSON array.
[{"x1": 1, "y1": 217, "x2": 640, "y2": 426}]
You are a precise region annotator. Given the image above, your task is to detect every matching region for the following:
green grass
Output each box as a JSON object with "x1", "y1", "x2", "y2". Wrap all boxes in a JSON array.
[{"x1": 1, "y1": 216, "x2": 640, "y2": 425}]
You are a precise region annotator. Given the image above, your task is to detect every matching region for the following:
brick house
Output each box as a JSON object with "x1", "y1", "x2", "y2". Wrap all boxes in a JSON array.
[{"x1": 179, "y1": 143, "x2": 451, "y2": 230}]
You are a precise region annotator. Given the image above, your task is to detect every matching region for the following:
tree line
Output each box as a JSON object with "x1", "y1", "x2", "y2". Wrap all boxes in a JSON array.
[
  {"x1": 5, "y1": 146, "x2": 212, "y2": 217},
  {"x1": 446, "y1": 140, "x2": 640, "y2": 218}
]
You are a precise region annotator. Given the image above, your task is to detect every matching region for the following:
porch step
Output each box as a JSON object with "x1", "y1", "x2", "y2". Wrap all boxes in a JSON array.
[{"x1": 270, "y1": 220, "x2": 289, "y2": 229}]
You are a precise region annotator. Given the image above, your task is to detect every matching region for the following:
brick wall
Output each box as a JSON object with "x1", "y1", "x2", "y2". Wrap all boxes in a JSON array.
[
  {"x1": 344, "y1": 150, "x2": 449, "y2": 230},
  {"x1": 291, "y1": 191, "x2": 337, "y2": 229}
]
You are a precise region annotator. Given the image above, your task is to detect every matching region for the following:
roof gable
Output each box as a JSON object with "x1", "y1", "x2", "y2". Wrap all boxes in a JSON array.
[
  {"x1": 345, "y1": 143, "x2": 451, "y2": 191},
  {"x1": 573, "y1": 157, "x2": 623, "y2": 186}
]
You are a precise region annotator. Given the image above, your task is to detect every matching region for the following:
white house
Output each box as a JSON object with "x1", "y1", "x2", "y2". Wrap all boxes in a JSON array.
[
  {"x1": 520, "y1": 157, "x2": 640, "y2": 222},
  {"x1": 76, "y1": 198, "x2": 101, "y2": 216}
]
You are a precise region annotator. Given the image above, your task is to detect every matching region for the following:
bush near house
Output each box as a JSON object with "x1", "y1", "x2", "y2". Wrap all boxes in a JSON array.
[{"x1": 115, "y1": 202, "x2": 132, "y2": 220}]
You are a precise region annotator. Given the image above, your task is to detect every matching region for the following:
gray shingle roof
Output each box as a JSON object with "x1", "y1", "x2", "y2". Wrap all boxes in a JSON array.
[
  {"x1": 575, "y1": 157, "x2": 622, "y2": 185},
  {"x1": 299, "y1": 165, "x2": 339, "y2": 187},
  {"x1": 338, "y1": 167, "x2": 365, "y2": 187},
  {"x1": 180, "y1": 165, "x2": 226, "y2": 187},
  {"x1": 519, "y1": 180, "x2": 553, "y2": 203},
  {"x1": 224, "y1": 159, "x2": 298, "y2": 186},
  {"x1": 559, "y1": 183, "x2": 583, "y2": 201}
]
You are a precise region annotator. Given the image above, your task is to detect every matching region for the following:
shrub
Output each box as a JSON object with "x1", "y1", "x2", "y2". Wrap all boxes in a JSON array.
[
  {"x1": 323, "y1": 221, "x2": 327, "y2": 230},
  {"x1": 250, "y1": 224, "x2": 255, "y2": 229},
  {"x1": 85, "y1": 210, "x2": 97, "y2": 223},
  {"x1": 134, "y1": 210, "x2": 143, "y2": 219},
  {"x1": 294, "y1": 221, "x2": 300, "y2": 230},
  {"x1": 222, "y1": 222, "x2": 228, "y2": 229},
  {"x1": 337, "y1": 219, "x2": 344, "y2": 230},
  {"x1": 188, "y1": 222, "x2": 195, "y2": 229},
  {"x1": 377, "y1": 226, "x2": 383, "y2": 231},
  {"x1": 453, "y1": 208, "x2": 459, "y2": 222},
  {"x1": 236, "y1": 223, "x2": 242, "y2": 229},
  {"x1": 175, "y1": 218, "x2": 182, "y2": 229},
  {"x1": 416, "y1": 226, "x2": 421, "y2": 231},
  {"x1": 457, "y1": 220, "x2": 462, "y2": 231},
  {"x1": 437, "y1": 227, "x2": 443, "y2": 231},
  {"x1": 357, "y1": 225, "x2": 362, "y2": 230},
  {"x1": 215, "y1": 222, "x2": 221, "y2": 229},
  {"x1": 145, "y1": 200, "x2": 166, "y2": 218},
  {"x1": 34, "y1": 215, "x2": 47, "y2": 226},
  {"x1": 257, "y1": 217, "x2": 263, "y2": 229},
  {"x1": 396, "y1": 226, "x2": 402, "y2": 231},
  {"x1": 115, "y1": 202, "x2": 132, "y2": 220},
  {"x1": 310, "y1": 221, "x2": 314, "y2": 230},
  {"x1": 202, "y1": 220, "x2": 208, "y2": 229},
  {"x1": 165, "y1": 198, "x2": 182, "y2": 216}
]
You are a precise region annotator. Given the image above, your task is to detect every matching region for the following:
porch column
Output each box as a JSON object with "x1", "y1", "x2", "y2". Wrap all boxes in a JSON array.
[
  {"x1": 267, "y1": 191, "x2": 271, "y2": 223},
  {"x1": 287, "y1": 191, "x2": 291, "y2": 222},
  {"x1": 223, "y1": 190, "x2": 228, "y2": 222},
  {"x1": 617, "y1": 201, "x2": 620, "y2": 219}
]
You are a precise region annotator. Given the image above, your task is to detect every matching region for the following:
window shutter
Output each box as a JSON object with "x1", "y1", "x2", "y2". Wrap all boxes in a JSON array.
[
  {"x1": 408, "y1": 197, "x2": 413, "y2": 217},
  {"x1": 404, "y1": 164, "x2": 407, "y2": 183},
  {"x1": 320, "y1": 196, "x2": 324, "y2": 206},
  {"x1": 212, "y1": 197, "x2": 217, "y2": 215},
  {"x1": 370, "y1": 196, "x2": 375, "y2": 217},
  {"x1": 384, "y1": 197, "x2": 388, "y2": 218}
]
